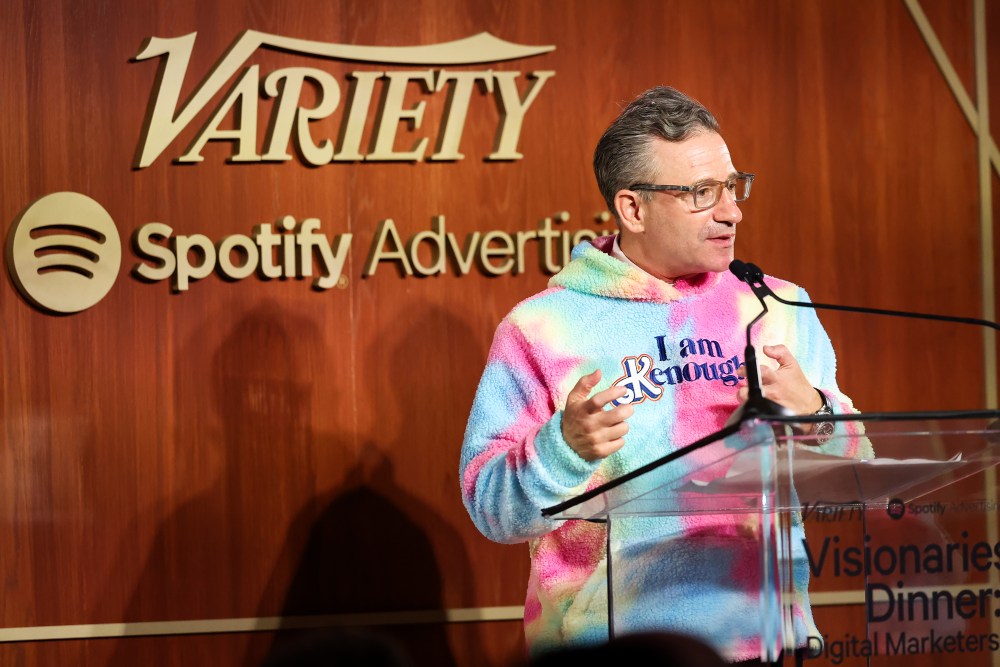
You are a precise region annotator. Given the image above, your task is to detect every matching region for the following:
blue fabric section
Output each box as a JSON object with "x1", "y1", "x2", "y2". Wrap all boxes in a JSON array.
[
  {"x1": 533, "y1": 414, "x2": 601, "y2": 488},
  {"x1": 461, "y1": 320, "x2": 599, "y2": 544}
]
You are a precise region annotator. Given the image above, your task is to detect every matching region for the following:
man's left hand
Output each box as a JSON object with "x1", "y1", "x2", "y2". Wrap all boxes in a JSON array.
[{"x1": 737, "y1": 344, "x2": 824, "y2": 415}]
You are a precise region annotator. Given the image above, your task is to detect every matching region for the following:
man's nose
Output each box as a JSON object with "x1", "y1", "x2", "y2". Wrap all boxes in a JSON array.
[{"x1": 714, "y1": 187, "x2": 743, "y2": 224}]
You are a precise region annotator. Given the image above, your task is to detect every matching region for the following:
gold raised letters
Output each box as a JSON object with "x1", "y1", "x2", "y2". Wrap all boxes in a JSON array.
[{"x1": 133, "y1": 32, "x2": 555, "y2": 168}]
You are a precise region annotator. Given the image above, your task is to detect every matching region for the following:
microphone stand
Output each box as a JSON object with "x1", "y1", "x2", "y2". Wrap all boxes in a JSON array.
[
  {"x1": 740, "y1": 261, "x2": 1000, "y2": 333},
  {"x1": 730, "y1": 261, "x2": 793, "y2": 422}
]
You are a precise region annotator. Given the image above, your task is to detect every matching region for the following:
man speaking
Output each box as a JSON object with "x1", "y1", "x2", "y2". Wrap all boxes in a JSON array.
[{"x1": 459, "y1": 87, "x2": 869, "y2": 662}]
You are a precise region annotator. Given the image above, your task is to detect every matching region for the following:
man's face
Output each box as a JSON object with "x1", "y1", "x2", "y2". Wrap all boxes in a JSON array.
[{"x1": 622, "y1": 131, "x2": 743, "y2": 281}]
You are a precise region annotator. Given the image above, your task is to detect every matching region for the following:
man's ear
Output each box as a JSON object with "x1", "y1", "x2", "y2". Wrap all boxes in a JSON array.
[{"x1": 614, "y1": 190, "x2": 645, "y2": 234}]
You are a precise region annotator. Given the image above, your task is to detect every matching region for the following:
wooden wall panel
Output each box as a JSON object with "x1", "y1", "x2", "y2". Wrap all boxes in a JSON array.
[{"x1": 0, "y1": 0, "x2": 997, "y2": 665}]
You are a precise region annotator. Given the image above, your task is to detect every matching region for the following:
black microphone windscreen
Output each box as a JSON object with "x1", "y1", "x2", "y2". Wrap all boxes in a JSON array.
[
  {"x1": 729, "y1": 259, "x2": 749, "y2": 282},
  {"x1": 746, "y1": 262, "x2": 765, "y2": 282}
]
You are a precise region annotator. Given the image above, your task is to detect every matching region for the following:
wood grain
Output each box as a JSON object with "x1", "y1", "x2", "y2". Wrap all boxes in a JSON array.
[{"x1": 0, "y1": 0, "x2": 996, "y2": 664}]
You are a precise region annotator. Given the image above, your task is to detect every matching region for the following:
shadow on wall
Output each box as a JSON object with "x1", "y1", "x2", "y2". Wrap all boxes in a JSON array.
[
  {"x1": 104, "y1": 301, "x2": 330, "y2": 666},
  {"x1": 255, "y1": 301, "x2": 485, "y2": 667},
  {"x1": 101, "y1": 299, "x2": 485, "y2": 666},
  {"x1": 256, "y1": 453, "x2": 449, "y2": 667}
]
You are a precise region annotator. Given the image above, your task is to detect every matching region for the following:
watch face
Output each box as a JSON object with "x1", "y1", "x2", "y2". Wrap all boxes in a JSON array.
[{"x1": 815, "y1": 421, "x2": 835, "y2": 444}]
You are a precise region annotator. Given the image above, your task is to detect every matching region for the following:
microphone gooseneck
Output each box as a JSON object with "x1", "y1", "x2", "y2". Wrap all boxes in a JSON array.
[
  {"x1": 731, "y1": 257, "x2": 1000, "y2": 422},
  {"x1": 728, "y1": 260, "x2": 793, "y2": 421},
  {"x1": 740, "y1": 261, "x2": 1000, "y2": 332}
]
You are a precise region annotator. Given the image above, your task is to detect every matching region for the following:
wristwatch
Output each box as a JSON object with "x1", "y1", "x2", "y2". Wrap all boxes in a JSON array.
[{"x1": 813, "y1": 389, "x2": 834, "y2": 444}]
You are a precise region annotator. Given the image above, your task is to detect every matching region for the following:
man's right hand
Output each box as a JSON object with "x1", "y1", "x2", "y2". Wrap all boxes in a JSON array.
[{"x1": 561, "y1": 369, "x2": 634, "y2": 462}]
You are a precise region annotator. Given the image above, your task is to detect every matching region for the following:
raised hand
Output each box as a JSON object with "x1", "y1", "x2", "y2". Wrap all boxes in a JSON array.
[
  {"x1": 737, "y1": 344, "x2": 824, "y2": 415},
  {"x1": 561, "y1": 369, "x2": 635, "y2": 462}
]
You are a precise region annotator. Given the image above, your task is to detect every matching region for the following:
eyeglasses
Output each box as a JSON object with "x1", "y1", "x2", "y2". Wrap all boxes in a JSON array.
[{"x1": 629, "y1": 172, "x2": 755, "y2": 210}]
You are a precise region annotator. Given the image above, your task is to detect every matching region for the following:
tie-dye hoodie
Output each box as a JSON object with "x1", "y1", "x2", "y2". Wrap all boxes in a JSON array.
[{"x1": 460, "y1": 235, "x2": 869, "y2": 661}]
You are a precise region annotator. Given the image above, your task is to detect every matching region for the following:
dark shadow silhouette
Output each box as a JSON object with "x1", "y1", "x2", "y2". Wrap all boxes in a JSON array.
[
  {"x1": 104, "y1": 301, "x2": 332, "y2": 666},
  {"x1": 100, "y1": 298, "x2": 483, "y2": 666},
  {"x1": 255, "y1": 451, "x2": 454, "y2": 666},
  {"x1": 276, "y1": 454, "x2": 440, "y2": 614},
  {"x1": 254, "y1": 302, "x2": 482, "y2": 666},
  {"x1": 260, "y1": 627, "x2": 413, "y2": 667}
]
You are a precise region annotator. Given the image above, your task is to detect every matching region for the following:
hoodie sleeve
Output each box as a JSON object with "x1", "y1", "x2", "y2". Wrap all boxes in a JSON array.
[
  {"x1": 459, "y1": 317, "x2": 600, "y2": 544},
  {"x1": 791, "y1": 287, "x2": 850, "y2": 410},
  {"x1": 793, "y1": 287, "x2": 873, "y2": 460}
]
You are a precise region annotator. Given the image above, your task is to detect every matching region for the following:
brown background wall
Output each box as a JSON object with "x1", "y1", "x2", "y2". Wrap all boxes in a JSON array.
[{"x1": 0, "y1": 0, "x2": 997, "y2": 665}]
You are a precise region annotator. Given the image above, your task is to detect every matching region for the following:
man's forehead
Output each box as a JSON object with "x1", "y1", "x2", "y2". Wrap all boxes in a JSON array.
[{"x1": 649, "y1": 132, "x2": 735, "y2": 181}]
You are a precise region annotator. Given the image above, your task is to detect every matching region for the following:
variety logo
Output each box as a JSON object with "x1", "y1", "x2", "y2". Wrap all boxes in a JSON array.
[
  {"x1": 133, "y1": 31, "x2": 556, "y2": 168},
  {"x1": 6, "y1": 192, "x2": 121, "y2": 313}
]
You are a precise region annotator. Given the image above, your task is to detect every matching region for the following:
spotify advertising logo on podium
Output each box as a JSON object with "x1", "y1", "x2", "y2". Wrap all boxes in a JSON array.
[{"x1": 6, "y1": 192, "x2": 122, "y2": 314}]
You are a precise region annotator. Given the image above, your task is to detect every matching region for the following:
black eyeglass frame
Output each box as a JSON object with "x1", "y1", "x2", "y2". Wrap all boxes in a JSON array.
[{"x1": 629, "y1": 171, "x2": 755, "y2": 210}]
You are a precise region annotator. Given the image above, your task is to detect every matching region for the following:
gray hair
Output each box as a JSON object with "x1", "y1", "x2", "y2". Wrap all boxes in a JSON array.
[{"x1": 593, "y1": 87, "x2": 720, "y2": 220}]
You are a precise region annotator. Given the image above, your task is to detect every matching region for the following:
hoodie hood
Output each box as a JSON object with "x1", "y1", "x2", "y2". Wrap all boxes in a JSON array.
[{"x1": 548, "y1": 234, "x2": 723, "y2": 303}]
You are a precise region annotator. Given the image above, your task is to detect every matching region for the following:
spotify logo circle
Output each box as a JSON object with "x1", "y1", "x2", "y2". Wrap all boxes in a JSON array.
[{"x1": 7, "y1": 192, "x2": 121, "y2": 313}]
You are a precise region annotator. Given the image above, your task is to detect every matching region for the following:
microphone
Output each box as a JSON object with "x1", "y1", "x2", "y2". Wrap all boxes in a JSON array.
[
  {"x1": 730, "y1": 259, "x2": 768, "y2": 301},
  {"x1": 729, "y1": 259, "x2": 752, "y2": 286},
  {"x1": 737, "y1": 260, "x2": 1000, "y2": 333},
  {"x1": 728, "y1": 260, "x2": 792, "y2": 420}
]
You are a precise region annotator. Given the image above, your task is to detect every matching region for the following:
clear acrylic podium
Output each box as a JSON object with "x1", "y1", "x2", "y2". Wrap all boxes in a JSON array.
[{"x1": 542, "y1": 412, "x2": 1000, "y2": 665}]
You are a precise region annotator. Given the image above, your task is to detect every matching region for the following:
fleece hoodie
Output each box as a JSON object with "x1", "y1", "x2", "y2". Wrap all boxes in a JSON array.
[{"x1": 459, "y1": 235, "x2": 870, "y2": 661}]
